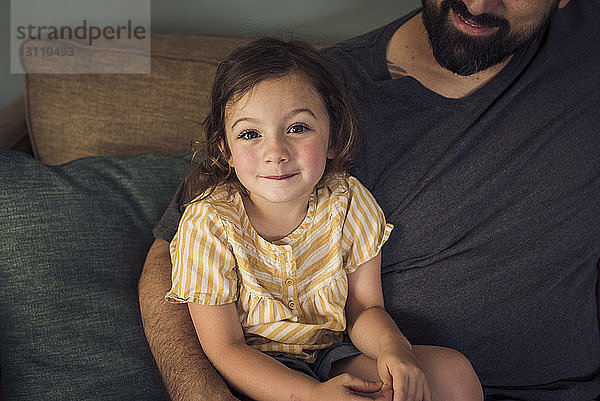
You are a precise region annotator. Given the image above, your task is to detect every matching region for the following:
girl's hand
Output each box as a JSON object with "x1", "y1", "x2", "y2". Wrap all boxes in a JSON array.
[
  {"x1": 309, "y1": 373, "x2": 383, "y2": 401},
  {"x1": 377, "y1": 346, "x2": 432, "y2": 401}
]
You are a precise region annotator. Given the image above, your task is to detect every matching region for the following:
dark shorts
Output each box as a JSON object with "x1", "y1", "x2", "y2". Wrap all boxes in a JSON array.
[{"x1": 267, "y1": 338, "x2": 362, "y2": 382}]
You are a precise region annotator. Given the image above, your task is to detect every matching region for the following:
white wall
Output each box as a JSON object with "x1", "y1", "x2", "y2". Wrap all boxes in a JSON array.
[{"x1": 0, "y1": 0, "x2": 420, "y2": 110}]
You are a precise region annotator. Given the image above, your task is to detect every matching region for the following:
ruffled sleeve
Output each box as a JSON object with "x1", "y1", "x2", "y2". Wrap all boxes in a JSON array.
[
  {"x1": 165, "y1": 200, "x2": 238, "y2": 305},
  {"x1": 342, "y1": 176, "x2": 393, "y2": 274}
]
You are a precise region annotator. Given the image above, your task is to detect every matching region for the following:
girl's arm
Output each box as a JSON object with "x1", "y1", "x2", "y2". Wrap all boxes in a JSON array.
[
  {"x1": 188, "y1": 302, "x2": 381, "y2": 401},
  {"x1": 345, "y1": 253, "x2": 432, "y2": 401}
]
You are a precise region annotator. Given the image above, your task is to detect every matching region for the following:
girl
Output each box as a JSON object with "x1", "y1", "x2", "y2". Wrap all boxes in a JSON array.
[{"x1": 166, "y1": 38, "x2": 482, "y2": 401}]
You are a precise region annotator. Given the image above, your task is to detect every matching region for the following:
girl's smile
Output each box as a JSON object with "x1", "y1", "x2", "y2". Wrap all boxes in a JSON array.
[{"x1": 261, "y1": 173, "x2": 298, "y2": 180}]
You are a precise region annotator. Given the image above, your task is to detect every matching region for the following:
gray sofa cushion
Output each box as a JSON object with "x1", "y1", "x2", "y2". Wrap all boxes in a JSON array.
[{"x1": 0, "y1": 149, "x2": 189, "y2": 400}]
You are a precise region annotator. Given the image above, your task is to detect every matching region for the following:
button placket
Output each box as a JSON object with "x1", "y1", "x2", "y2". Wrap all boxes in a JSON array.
[{"x1": 282, "y1": 246, "x2": 297, "y2": 311}]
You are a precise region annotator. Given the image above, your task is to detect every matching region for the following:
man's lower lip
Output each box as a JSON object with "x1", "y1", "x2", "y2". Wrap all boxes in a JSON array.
[{"x1": 451, "y1": 10, "x2": 498, "y2": 35}]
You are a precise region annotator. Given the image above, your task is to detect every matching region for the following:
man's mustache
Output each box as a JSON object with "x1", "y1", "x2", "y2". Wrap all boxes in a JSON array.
[{"x1": 443, "y1": 0, "x2": 509, "y2": 29}]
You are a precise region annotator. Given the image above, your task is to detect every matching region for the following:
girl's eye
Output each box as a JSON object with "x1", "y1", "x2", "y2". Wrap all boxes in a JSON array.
[
  {"x1": 238, "y1": 130, "x2": 260, "y2": 140},
  {"x1": 288, "y1": 123, "x2": 310, "y2": 134}
]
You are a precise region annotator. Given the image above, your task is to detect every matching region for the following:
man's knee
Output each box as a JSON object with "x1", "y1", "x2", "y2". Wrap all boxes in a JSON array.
[
  {"x1": 435, "y1": 347, "x2": 482, "y2": 401},
  {"x1": 413, "y1": 345, "x2": 483, "y2": 401}
]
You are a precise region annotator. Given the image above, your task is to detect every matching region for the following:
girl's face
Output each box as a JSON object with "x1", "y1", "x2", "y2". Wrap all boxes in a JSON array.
[{"x1": 223, "y1": 73, "x2": 334, "y2": 211}]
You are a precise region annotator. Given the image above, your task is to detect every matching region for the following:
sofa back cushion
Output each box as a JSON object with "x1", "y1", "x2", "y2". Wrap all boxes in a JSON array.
[
  {"x1": 22, "y1": 34, "x2": 251, "y2": 165},
  {"x1": 0, "y1": 149, "x2": 188, "y2": 400}
]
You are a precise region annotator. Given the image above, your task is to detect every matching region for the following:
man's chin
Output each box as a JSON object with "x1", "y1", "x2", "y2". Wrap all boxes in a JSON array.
[
  {"x1": 429, "y1": 37, "x2": 506, "y2": 75},
  {"x1": 435, "y1": 51, "x2": 509, "y2": 76}
]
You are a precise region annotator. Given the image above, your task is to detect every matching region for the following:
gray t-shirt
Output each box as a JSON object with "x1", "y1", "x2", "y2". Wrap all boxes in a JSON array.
[{"x1": 154, "y1": 2, "x2": 600, "y2": 399}]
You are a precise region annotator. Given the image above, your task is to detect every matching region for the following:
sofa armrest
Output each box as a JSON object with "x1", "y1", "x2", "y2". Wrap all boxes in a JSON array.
[{"x1": 0, "y1": 97, "x2": 27, "y2": 150}]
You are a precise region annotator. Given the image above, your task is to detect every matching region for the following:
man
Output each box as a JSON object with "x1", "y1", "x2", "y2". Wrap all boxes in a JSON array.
[{"x1": 138, "y1": 0, "x2": 600, "y2": 400}]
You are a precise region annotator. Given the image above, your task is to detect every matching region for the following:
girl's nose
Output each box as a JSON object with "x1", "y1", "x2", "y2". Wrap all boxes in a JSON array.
[{"x1": 263, "y1": 136, "x2": 290, "y2": 164}]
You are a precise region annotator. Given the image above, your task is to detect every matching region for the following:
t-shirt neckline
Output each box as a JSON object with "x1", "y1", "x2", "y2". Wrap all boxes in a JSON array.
[{"x1": 373, "y1": 7, "x2": 546, "y2": 105}]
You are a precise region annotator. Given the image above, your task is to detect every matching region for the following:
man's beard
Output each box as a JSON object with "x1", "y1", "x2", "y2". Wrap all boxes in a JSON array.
[{"x1": 421, "y1": 0, "x2": 557, "y2": 76}]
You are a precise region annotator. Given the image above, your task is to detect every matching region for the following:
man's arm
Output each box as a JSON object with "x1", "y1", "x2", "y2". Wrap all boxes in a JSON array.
[{"x1": 138, "y1": 238, "x2": 238, "y2": 401}]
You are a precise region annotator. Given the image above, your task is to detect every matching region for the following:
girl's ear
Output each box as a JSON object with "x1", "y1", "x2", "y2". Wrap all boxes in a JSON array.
[{"x1": 218, "y1": 140, "x2": 235, "y2": 168}]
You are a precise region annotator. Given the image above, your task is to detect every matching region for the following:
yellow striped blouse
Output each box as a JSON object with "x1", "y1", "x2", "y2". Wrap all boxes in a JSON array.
[{"x1": 165, "y1": 175, "x2": 393, "y2": 361}]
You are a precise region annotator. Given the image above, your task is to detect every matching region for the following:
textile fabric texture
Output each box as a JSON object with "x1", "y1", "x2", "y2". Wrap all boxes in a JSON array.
[
  {"x1": 0, "y1": 149, "x2": 189, "y2": 400},
  {"x1": 22, "y1": 34, "x2": 252, "y2": 165},
  {"x1": 0, "y1": 98, "x2": 27, "y2": 149}
]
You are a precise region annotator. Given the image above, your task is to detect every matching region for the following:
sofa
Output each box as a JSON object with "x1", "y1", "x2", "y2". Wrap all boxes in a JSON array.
[{"x1": 0, "y1": 33, "x2": 271, "y2": 401}]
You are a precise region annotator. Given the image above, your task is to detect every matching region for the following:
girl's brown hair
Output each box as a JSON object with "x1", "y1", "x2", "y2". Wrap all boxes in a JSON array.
[{"x1": 179, "y1": 37, "x2": 358, "y2": 207}]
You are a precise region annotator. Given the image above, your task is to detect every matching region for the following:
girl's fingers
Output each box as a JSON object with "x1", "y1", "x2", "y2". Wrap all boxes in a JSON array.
[
  {"x1": 340, "y1": 373, "x2": 382, "y2": 394},
  {"x1": 378, "y1": 366, "x2": 394, "y2": 398},
  {"x1": 392, "y1": 376, "x2": 409, "y2": 401},
  {"x1": 374, "y1": 388, "x2": 393, "y2": 401},
  {"x1": 423, "y1": 379, "x2": 433, "y2": 401},
  {"x1": 414, "y1": 378, "x2": 424, "y2": 401}
]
